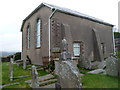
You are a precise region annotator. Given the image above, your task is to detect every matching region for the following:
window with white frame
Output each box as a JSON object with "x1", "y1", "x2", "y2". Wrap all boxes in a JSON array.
[
  {"x1": 73, "y1": 42, "x2": 80, "y2": 56},
  {"x1": 27, "y1": 25, "x2": 30, "y2": 49},
  {"x1": 36, "y1": 18, "x2": 41, "y2": 48}
]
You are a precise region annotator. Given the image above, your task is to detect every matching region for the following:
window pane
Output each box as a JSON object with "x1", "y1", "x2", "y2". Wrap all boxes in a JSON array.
[
  {"x1": 27, "y1": 26, "x2": 30, "y2": 48},
  {"x1": 36, "y1": 19, "x2": 41, "y2": 47},
  {"x1": 74, "y1": 48, "x2": 80, "y2": 56},
  {"x1": 73, "y1": 43, "x2": 80, "y2": 56},
  {"x1": 36, "y1": 35, "x2": 40, "y2": 47},
  {"x1": 73, "y1": 43, "x2": 80, "y2": 47},
  {"x1": 37, "y1": 20, "x2": 40, "y2": 36}
]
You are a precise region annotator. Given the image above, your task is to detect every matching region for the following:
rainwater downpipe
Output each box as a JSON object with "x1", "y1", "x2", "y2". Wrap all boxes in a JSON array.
[
  {"x1": 48, "y1": 9, "x2": 57, "y2": 61},
  {"x1": 112, "y1": 26, "x2": 116, "y2": 55}
]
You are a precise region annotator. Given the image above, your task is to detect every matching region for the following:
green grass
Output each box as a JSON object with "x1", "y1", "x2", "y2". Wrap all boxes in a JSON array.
[
  {"x1": 77, "y1": 67, "x2": 91, "y2": 74},
  {"x1": 116, "y1": 52, "x2": 120, "y2": 58},
  {"x1": 2, "y1": 62, "x2": 49, "y2": 88},
  {"x1": 82, "y1": 73, "x2": 119, "y2": 88},
  {"x1": 2, "y1": 62, "x2": 119, "y2": 88}
]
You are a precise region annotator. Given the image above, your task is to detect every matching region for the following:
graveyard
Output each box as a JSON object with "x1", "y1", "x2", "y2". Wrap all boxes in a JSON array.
[
  {"x1": 1, "y1": 39, "x2": 119, "y2": 89},
  {"x1": 2, "y1": 61, "x2": 119, "y2": 88}
]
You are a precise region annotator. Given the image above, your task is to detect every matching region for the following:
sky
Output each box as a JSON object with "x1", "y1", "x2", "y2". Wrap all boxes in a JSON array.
[{"x1": 0, "y1": 0, "x2": 119, "y2": 52}]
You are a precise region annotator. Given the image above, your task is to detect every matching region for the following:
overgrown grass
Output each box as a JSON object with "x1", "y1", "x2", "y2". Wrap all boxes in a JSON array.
[
  {"x1": 82, "y1": 73, "x2": 119, "y2": 88},
  {"x1": 2, "y1": 62, "x2": 49, "y2": 88}
]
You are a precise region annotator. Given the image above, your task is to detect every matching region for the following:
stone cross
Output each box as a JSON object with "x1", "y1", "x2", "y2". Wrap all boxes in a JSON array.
[
  {"x1": 31, "y1": 65, "x2": 39, "y2": 88},
  {"x1": 60, "y1": 38, "x2": 71, "y2": 61},
  {"x1": 9, "y1": 58, "x2": 14, "y2": 81}
]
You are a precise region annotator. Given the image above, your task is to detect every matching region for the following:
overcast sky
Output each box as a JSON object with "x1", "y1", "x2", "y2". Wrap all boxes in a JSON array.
[{"x1": 0, "y1": 0, "x2": 119, "y2": 52}]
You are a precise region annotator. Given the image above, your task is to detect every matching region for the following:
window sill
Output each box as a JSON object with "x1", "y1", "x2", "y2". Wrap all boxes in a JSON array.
[
  {"x1": 36, "y1": 47, "x2": 41, "y2": 49},
  {"x1": 74, "y1": 56, "x2": 80, "y2": 57}
]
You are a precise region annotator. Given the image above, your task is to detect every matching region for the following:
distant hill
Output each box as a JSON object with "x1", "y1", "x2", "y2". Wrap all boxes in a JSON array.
[{"x1": 0, "y1": 51, "x2": 18, "y2": 57}]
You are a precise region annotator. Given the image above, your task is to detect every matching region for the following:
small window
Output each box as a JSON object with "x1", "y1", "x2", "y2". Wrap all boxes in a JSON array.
[
  {"x1": 73, "y1": 43, "x2": 80, "y2": 56},
  {"x1": 27, "y1": 25, "x2": 30, "y2": 49},
  {"x1": 36, "y1": 18, "x2": 41, "y2": 48}
]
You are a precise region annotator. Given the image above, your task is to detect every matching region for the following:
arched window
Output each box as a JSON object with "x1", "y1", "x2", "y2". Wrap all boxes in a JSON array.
[
  {"x1": 27, "y1": 25, "x2": 30, "y2": 49},
  {"x1": 36, "y1": 18, "x2": 41, "y2": 47}
]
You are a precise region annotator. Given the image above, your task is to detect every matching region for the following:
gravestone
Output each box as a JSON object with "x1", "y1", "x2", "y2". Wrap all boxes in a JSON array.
[
  {"x1": 9, "y1": 58, "x2": 14, "y2": 81},
  {"x1": 59, "y1": 38, "x2": 71, "y2": 61},
  {"x1": 23, "y1": 58, "x2": 26, "y2": 69},
  {"x1": 31, "y1": 65, "x2": 40, "y2": 88},
  {"x1": 79, "y1": 56, "x2": 91, "y2": 69},
  {"x1": 105, "y1": 55, "x2": 118, "y2": 76},
  {"x1": 55, "y1": 39, "x2": 82, "y2": 88},
  {"x1": 13, "y1": 55, "x2": 15, "y2": 64},
  {"x1": 88, "y1": 69, "x2": 106, "y2": 74}
]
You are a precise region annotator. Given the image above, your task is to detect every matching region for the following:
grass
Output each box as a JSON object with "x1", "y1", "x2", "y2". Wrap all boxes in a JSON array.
[
  {"x1": 81, "y1": 73, "x2": 119, "y2": 88},
  {"x1": 116, "y1": 52, "x2": 120, "y2": 58},
  {"x1": 78, "y1": 67, "x2": 91, "y2": 74},
  {"x1": 2, "y1": 62, "x2": 49, "y2": 88},
  {"x1": 2, "y1": 62, "x2": 119, "y2": 88},
  {"x1": 78, "y1": 66, "x2": 119, "y2": 88}
]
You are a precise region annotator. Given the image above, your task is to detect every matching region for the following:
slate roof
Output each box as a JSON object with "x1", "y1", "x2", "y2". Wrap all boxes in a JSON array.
[{"x1": 21, "y1": 2, "x2": 113, "y2": 31}]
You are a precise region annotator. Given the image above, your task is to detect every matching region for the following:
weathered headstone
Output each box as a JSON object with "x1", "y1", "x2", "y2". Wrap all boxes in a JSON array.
[
  {"x1": 9, "y1": 58, "x2": 14, "y2": 81},
  {"x1": 98, "y1": 61, "x2": 106, "y2": 69},
  {"x1": 91, "y1": 61, "x2": 106, "y2": 69},
  {"x1": 23, "y1": 59, "x2": 26, "y2": 69},
  {"x1": 57, "y1": 60, "x2": 82, "y2": 88},
  {"x1": 105, "y1": 56, "x2": 118, "y2": 76},
  {"x1": 56, "y1": 39, "x2": 82, "y2": 88},
  {"x1": 88, "y1": 69, "x2": 106, "y2": 74},
  {"x1": 13, "y1": 55, "x2": 15, "y2": 64},
  {"x1": 79, "y1": 56, "x2": 91, "y2": 69},
  {"x1": 31, "y1": 65, "x2": 40, "y2": 88},
  {"x1": 59, "y1": 38, "x2": 71, "y2": 61}
]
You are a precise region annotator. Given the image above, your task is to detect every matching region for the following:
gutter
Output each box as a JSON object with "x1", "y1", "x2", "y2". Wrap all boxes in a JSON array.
[
  {"x1": 112, "y1": 27, "x2": 116, "y2": 55},
  {"x1": 48, "y1": 8, "x2": 57, "y2": 61}
]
